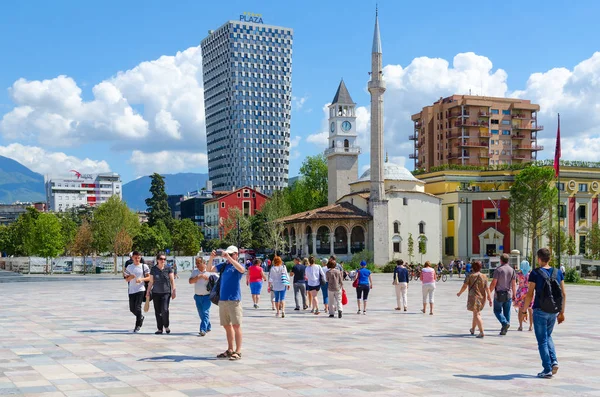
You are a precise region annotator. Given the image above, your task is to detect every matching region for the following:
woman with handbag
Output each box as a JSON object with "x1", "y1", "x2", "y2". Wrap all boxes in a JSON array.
[
  {"x1": 268, "y1": 256, "x2": 290, "y2": 318},
  {"x1": 146, "y1": 253, "x2": 176, "y2": 335},
  {"x1": 456, "y1": 261, "x2": 492, "y2": 338},
  {"x1": 305, "y1": 256, "x2": 326, "y2": 315}
]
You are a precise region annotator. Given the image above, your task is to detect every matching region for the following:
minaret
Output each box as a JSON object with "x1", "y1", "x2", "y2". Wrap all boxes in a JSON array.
[
  {"x1": 368, "y1": 7, "x2": 386, "y2": 202},
  {"x1": 326, "y1": 80, "x2": 360, "y2": 205},
  {"x1": 367, "y1": 8, "x2": 390, "y2": 266}
]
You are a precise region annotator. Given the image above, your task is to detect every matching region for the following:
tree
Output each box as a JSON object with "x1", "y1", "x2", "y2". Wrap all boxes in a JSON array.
[
  {"x1": 223, "y1": 207, "x2": 252, "y2": 248},
  {"x1": 6, "y1": 207, "x2": 39, "y2": 256},
  {"x1": 153, "y1": 220, "x2": 173, "y2": 252},
  {"x1": 31, "y1": 213, "x2": 64, "y2": 274},
  {"x1": 172, "y1": 219, "x2": 203, "y2": 255},
  {"x1": 92, "y1": 196, "x2": 140, "y2": 273},
  {"x1": 407, "y1": 233, "x2": 415, "y2": 264},
  {"x1": 509, "y1": 166, "x2": 556, "y2": 264},
  {"x1": 418, "y1": 234, "x2": 427, "y2": 264},
  {"x1": 134, "y1": 223, "x2": 162, "y2": 255},
  {"x1": 256, "y1": 191, "x2": 291, "y2": 253},
  {"x1": 566, "y1": 235, "x2": 576, "y2": 266},
  {"x1": 145, "y1": 173, "x2": 172, "y2": 228},
  {"x1": 299, "y1": 154, "x2": 328, "y2": 208},
  {"x1": 114, "y1": 227, "x2": 134, "y2": 272},
  {"x1": 57, "y1": 213, "x2": 78, "y2": 255},
  {"x1": 71, "y1": 220, "x2": 94, "y2": 274},
  {"x1": 552, "y1": 227, "x2": 568, "y2": 265},
  {"x1": 588, "y1": 223, "x2": 600, "y2": 260}
]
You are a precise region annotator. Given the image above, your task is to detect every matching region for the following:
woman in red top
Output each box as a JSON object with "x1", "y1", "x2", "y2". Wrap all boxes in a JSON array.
[{"x1": 246, "y1": 258, "x2": 267, "y2": 309}]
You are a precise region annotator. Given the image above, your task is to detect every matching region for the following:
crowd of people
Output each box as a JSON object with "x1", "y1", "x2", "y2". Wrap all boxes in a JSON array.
[{"x1": 123, "y1": 246, "x2": 567, "y2": 377}]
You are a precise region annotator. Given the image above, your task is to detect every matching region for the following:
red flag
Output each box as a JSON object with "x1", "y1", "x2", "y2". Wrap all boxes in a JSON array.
[{"x1": 554, "y1": 114, "x2": 561, "y2": 177}]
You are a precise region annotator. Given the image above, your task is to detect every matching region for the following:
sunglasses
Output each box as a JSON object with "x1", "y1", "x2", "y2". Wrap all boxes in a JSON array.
[{"x1": 158, "y1": 258, "x2": 166, "y2": 261}]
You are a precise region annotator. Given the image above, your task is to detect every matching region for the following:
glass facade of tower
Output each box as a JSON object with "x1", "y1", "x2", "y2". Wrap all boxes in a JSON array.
[{"x1": 201, "y1": 20, "x2": 293, "y2": 195}]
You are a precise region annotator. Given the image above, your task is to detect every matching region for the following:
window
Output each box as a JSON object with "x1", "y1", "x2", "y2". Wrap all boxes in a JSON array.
[
  {"x1": 485, "y1": 210, "x2": 498, "y2": 220},
  {"x1": 502, "y1": 110, "x2": 511, "y2": 115},
  {"x1": 237, "y1": 193, "x2": 241, "y2": 198},
  {"x1": 403, "y1": 197, "x2": 408, "y2": 206},
  {"x1": 392, "y1": 235, "x2": 401, "y2": 253},
  {"x1": 221, "y1": 202, "x2": 225, "y2": 208},
  {"x1": 559, "y1": 204, "x2": 567, "y2": 219},
  {"x1": 448, "y1": 206, "x2": 454, "y2": 220},
  {"x1": 393, "y1": 222, "x2": 400, "y2": 234},
  {"x1": 579, "y1": 183, "x2": 588, "y2": 192},
  {"x1": 502, "y1": 130, "x2": 511, "y2": 135},
  {"x1": 445, "y1": 237, "x2": 455, "y2": 256},
  {"x1": 501, "y1": 120, "x2": 510, "y2": 125},
  {"x1": 578, "y1": 205, "x2": 586, "y2": 220},
  {"x1": 492, "y1": 129, "x2": 499, "y2": 134},
  {"x1": 491, "y1": 119, "x2": 499, "y2": 125},
  {"x1": 243, "y1": 201, "x2": 251, "y2": 217},
  {"x1": 419, "y1": 221, "x2": 425, "y2": 234},
  {"x1": 579, "y1": 235, "x2": 586, "y2": 255},
  {"x1": 556, "y1": 182, "x2": 565, "y2": 191},
  {"x1": 491, "y1": 109, "x2": 499, "y2": 114}
]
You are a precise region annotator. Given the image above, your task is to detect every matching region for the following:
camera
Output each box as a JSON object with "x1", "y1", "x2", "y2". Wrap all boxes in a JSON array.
[{"x1": 216, "y1": 249, "x2": 224, "y2": 256}]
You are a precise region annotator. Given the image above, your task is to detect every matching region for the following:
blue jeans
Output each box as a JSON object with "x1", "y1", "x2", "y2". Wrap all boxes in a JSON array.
[
  {"x1": 321, "y1": 283, "x2": 329, "y2": 304},
  {"x1": 193, "y1": 294, "x2": 212, "y2": 333},
  {"x1": 493, "y1": 298, "x2": 512, "y2": 326},
  {"x1": 533, "y1": 309, "x2": 558, "y2": 373}
]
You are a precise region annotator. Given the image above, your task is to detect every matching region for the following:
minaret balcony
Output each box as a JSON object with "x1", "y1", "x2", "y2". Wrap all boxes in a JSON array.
[{"x1": 325, "y1": 146, "x2": 361, "y2": 156}]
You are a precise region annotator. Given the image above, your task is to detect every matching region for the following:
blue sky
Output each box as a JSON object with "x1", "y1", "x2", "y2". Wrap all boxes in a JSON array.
[{"x1": 1, "y1": 0, "x2": 599, "y2": 184}]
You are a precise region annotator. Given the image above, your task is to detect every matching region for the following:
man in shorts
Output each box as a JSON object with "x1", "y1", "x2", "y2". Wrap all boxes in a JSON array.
[{"x1": 209, "y1": 246, "x2": 245, "y2": 361}]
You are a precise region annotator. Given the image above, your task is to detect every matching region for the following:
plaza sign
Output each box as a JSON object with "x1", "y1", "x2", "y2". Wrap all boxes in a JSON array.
[{"x1": 240, "y1": 12, "x2": 264, "y2": 24}]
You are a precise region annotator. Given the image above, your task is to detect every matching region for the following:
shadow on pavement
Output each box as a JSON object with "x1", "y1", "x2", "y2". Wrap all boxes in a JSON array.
[
  {"x1": 139, "y1": 355, "x2": 217, "y2": 362},
  {"x1": 425, "y1": 334, "x2": 476, "y2": 338},
  {"x1": 455, "y1": 374, "x2": 537, "y2": 380}
]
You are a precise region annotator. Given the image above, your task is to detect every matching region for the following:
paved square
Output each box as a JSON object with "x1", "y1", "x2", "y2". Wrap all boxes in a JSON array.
[{"x1": 1, "y1": 274, "x2": 598, "y2": 396}]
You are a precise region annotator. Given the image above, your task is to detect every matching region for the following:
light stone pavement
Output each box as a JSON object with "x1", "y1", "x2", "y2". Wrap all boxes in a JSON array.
[{"x1": 0, "y1": 273, "x2": 599, "y2": 397}]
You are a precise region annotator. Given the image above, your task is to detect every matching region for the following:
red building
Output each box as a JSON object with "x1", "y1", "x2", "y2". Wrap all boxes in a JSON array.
[
  {"x1": 203, "y1": 187, "x2": 269, "y2": 240},
  {"x1": 471, "y1": 199, "x2": 511, "y2": 256}
]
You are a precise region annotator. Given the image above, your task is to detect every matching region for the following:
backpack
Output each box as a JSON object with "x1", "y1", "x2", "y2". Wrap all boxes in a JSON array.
[{"x1": 536, "y1": 268, "x2": 563, "y2": 314}]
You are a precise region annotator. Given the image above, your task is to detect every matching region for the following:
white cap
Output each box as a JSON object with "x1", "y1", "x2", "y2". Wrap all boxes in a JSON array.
[{"x1": 225, "y1": 245, "x2": 238, "y2": 254}]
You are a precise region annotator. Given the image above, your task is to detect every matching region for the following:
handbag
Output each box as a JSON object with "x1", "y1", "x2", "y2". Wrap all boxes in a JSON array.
[
  {"x1": 210, "y1": 264, "x2": 226, "y2": 306},
  {"x1": 341, "y1": 289, "x2": 348, "y2": 305},
  {"x1": 281, "y1": 268, "x2": 290, "y2": 285},
  {"x1": 143, "y1": 300, "x2": 150, "y2": 313},
  {"x1": 352, "y1": 278, "x2": 359, "y2": 288},
  {"x1": 496, "y1": 290, "x2": 510, "y2": 302}
]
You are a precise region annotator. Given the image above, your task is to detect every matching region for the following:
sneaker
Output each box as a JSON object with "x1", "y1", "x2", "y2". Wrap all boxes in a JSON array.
[
  {"x1": 329, "y1": 314, "x2": 335, "y2": 318},
  {"x1": 199, "y1": 331, "x2": 206, "y2": 337},
  {"x1": 404, "y1": 307, "x2": 407, "y2": 312},
  {"x1": 165, "y1": 327, "x2": 170, "y2": 334},
  {"x1": 303, "y1": 305, "x2": 308, "y2": 310},
  {"x1": 338, "y1": 310, "x2": 342, "y2": 318},
  {"x1": 311, "y1": 308, "x2": 315, "y2": 313},
  {"x1": 155, "y1": 330, "x2": 163, "y2": 335},
  {"x1": 253, "y1": 304, "x2": 258, "y2": 309},
  {"x1": 537, "y1": 371, "x2": 553, "y2": 378},
  {"x1": 133, "y1": 326, "x2": 140, "y2": 333},
  {"x1": 505, "y1": 324, "x2": 511, "y2": 332},
  {"x1": 357, "y1": 310, "x2": 361, "y2": 314},
  {"x1": 500, "y1": 324, "x2": 508, "y2": 335},
  {"x1": 294, "y1": 307, "x2": 300, "y2": 311},
  {"x1": 552, "y1": 364, "x2": 559, "y2": 375},
  {"x1": 281, "y1": 312, "x2": 285, "y2": 318},
  {"x1": 363, "y1": 311, "x2": 366, "y2": 315},
  {"x1": 139, "y1": 316, "x2": 145, "y2": 328},
  {"x1": 314, "y1": 310, "x2": 320, "y2": 315}
]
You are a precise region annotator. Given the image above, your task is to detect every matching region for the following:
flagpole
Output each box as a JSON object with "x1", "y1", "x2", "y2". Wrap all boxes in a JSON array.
[{"x1": 557, "y1": 113, "x2": 561, "y2": 269}]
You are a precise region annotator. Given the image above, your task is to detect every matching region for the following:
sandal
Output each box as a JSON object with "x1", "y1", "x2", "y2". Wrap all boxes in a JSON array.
[
  {"x1": 518, "y1": 326, "x2": 523, "y2": 331},
  {"x1": 395, "y1": 307, "x2": 401, "y2": 310},
  {"x1": 476, "y1": 333, "x2": 485, "y2": 338},
  {"x1": 217, "y1": 349, "x2": 233, "y2": 359},
  {"x1": 229, "y1": 352, "x2": 242, "y2": 361},
  {"x1": 469, "y1": 328, "x2": 475, "y2": 335}
]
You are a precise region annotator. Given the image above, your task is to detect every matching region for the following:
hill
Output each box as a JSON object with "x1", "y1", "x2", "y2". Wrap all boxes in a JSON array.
[
  {"x1": 122, "y1": 172, "x2": 210, "y2": 210},
  {"x1": 0, "y1": 156, "x2": 45, "y2": 203}
]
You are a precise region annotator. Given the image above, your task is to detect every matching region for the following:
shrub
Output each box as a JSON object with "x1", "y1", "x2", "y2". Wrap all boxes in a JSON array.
[
  {"x1": 564, "y1": 267, "x2": 581, "y2": 283},
  {"x1": 347, "y1": 250, "x2": 374, "y2": 270},
  {"x1": 284, "y1": 261, "x2": 294, "y2": 272},
  {"x1": 381, "y1": 262, "x2": 396, "y2": 273}
]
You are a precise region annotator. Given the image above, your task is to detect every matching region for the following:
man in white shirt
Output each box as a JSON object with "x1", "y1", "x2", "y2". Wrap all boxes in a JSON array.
[{"x1": 123, "y1": 251, "x2": 150, "y2": 332}]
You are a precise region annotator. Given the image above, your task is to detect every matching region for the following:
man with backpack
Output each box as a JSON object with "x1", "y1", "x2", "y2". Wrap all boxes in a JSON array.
[{"x1": 522, "y1": 248, "x2": 566, "y2": 378}]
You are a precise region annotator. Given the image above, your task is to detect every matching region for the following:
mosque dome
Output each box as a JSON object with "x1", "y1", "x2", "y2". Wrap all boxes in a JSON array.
[{"x1": 358, "y1": 162, "x2": 419, "y2": 182}]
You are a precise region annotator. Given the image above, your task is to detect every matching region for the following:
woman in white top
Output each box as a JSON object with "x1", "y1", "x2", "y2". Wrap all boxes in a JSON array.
[
  {"x1": 420, "y1": 261, "x2": 436, "y2": 315},
  {"x1": 189, "y1": 257, "x2": 214, "y2": 336},
  {"x1": 305, "y1": 256, "x2": 326, "y2": 315},
  {"x1": 268, "y1": 256, "x2": 290, "y2": 318}
]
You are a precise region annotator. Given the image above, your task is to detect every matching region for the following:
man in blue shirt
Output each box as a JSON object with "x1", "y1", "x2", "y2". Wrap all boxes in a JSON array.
[
  {"x1": 522, "y1": 248, "x2": 567, "y2": 378},
  {"x1": 208, "y1": 246, "x2": 245, "y2": 361},
  {"x1": 392, "y1": 259, "x2": 409, "y2": 311}
]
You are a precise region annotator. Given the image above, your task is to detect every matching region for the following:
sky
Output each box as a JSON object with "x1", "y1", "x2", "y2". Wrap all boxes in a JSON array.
[{"x1": 1, "y1": 0, "x2": 600, "y2": 184}]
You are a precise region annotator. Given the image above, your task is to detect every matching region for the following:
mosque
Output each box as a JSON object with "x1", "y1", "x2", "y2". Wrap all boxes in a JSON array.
[{"x1": 278, "y1": 12, "x2": 442, "y2": 265}]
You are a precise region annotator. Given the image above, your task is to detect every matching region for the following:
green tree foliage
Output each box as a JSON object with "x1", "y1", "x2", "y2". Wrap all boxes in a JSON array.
[
  {"x1": 566, "y1": 235, "x2": 576, "y2": 257},
  {"x1": 509, "y1": 166, "x2": 557, "y2": 263},
  {"x1": 407, "y1": 233, "x2": 415, "y2": 264},
  {"x1": 587, "y1": 223, "x2": 600, "y2": 260},
  {"x1": 57, "y1": 213, "x2": 77, "y2": 254},
  {"x1": 418, "y1": 234, "x2": 427, "y2": 264},
  {"x1": 31, "y1": 213, "x2": 64, "y2": 259},
  {"x1": 223, "y1": 207, "x2": 252, "y2": 248},
  {"x1": 254, "y1": 191, "x2": 290, "y2": 252},
  {"x1": 172, "y1": 219, "x2": 203, "y2": 255},
  {"x1": 93, "y1": 196, "x2": 140, "y2": 254},
  {"x1": 71, "y1": 220, "x2": 94, "y2": 274},
  {"x1": 153, "y1": 220, "x2": 172, "y2": 251},
  {"x1": 133, "y1": 223, "x2": 163, "y2": 255},
  {"x1": 5, "y1": 207, "x2": 39, "y2": 255},
  {"x1": 145, "y1": 173, "x2": 172, "y2": 228},
  {"x1": 282, "y1": 154, "x2": 328, "y2": 214}
]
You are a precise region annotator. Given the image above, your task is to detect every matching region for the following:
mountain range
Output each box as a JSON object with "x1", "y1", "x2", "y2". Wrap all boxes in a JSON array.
[
  {"x1": 122, "y1": 172, "x2": 209, "y2": 210},
  {"x1": 0, "y1": 156, "x2": 45, "y2": 203}
]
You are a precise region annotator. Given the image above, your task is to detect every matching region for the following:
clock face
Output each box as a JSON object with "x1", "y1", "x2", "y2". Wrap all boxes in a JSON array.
[
  {"x1": 330, "y1": 122, "x2": 335, "y2": 133},
  {"x1": 341, "y1": 121, "x2": 352, "y2": 132}
]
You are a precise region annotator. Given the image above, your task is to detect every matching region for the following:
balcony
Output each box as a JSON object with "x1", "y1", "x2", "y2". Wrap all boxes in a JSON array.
[
  {"x1": 456, "y1": 141, "x2": 489, "y2": 148},
  {"x1": 324, "y1": 146, "x2": 361, "y2": 156},
  {"x1": 511, "y1": 134, "x2": 526, "y2": 139},
  {"x1": 409, "y1": 134, "x2": 417, "y2": 140},
  {"x1": 455, "y1": 120, "x2": 489, "y2": 127},
  {"x1": 512, "y1": 113, "x2": 531, "y2": 119},
  {"x1": 414, "y1": 122, "x2": 422, "y2": 128},
  {"x1": 449, "y1": 112, "x2": 469, "y2": 118},
  {"x1": 512, "y1": 154, "x2": 530, "y2": 160},
  {"x1": 513, "y1": 124, "x2": 544, "y2": 131},
  {"x1": 447, "y1": 132, "x2": 469, "y2": 139},
  {"x1": 478, "y1": 111, "x2": 490, "y2": 117},
  {"x1": 514, "y1": 144, "x2": 544, "y2": 151},
  {"x1": 479, "y1": 153, "x2": 491, "y2": 159},
  {"x1": 447, "y1": 152, "x2": 465, "y2": 159},
  {"x1": 409, "y1": 153, "x2": 417, "y2": 159}
]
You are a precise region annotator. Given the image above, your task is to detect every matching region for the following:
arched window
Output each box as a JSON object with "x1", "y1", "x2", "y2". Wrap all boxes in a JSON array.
[
  {"x1": 419, "y1": 221, "x2": 425, "y2": 235},
  {"x1": 290, "y1": 227, "x2": 297, "y2": 255},
  {"x1": 334, "y1": 226, "x2": 348, "y2": 254},
  {"x1": 306, "y1": 226, "x2": 313, "y2": 255},
  {"x1": 332, "y1": 140, "x2": 335, "y2": 148},
  {"x1": 344, "y1": 139, "x2": 349, "y2": 152},
  {"x1": 392, "y1": 235, "x2": 402, "y2": 253},
  {"x1": 393, "y1": 221, "x2": 400, "y2": 234},
  {"x1": 316, "y1": 226, "x2": 330, "y2": 254},
  {"x1": 351, "y1": 226, "x2": 365, "y2": 253}
]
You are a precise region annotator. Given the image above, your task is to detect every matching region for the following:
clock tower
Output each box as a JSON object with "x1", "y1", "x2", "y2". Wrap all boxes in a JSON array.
[{"x1": 326, "y1": 80, "x2": 360, "y2": 205}]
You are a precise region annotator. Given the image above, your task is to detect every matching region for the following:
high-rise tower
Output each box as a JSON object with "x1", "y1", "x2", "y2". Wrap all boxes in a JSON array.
[
  {"x1": 201, "y1": 19, "x2": 293, "y2": 195},
  {"x1": 367, "y1": 9, "x2": 390, "y2": 266},
  {"x1": 326, "y1": 80, "x2": 360, "y2": 204}
]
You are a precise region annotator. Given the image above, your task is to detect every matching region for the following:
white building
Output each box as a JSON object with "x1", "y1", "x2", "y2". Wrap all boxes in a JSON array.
[
  {"x1": 201, "y1": 17, "x2": 293, "y2": 195},
  {"x1": 45, "y1": 171, "x2": 122, "y2": 212}
]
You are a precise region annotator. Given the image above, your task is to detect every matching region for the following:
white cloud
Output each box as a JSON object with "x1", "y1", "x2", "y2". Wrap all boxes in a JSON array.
[
  {"x1": 292, "y1": 95, "x2": 308, "y2": 111},
  {"x1": 289, "y1": 135, "x2": 302, "y2": 160},
  {"x1": 129, "y1": 150, "x2": 208, "y2": 176},
  {"x1": 0, "y1": 143, "x2": 110, "y2": 175},
  {"x1": 0, "y1": 46, "x2": 205, "y2": 151}
]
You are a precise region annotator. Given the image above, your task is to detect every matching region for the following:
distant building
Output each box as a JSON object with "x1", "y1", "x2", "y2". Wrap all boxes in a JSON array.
[
  {"x1": 167, "y1": 194, "x2": 185, "y2": 219},
  {"x1": 45, "y1": 171, "x2": 122, "y2": 212},
  {"x1": 410, "y1": 95, "x2": 543, "y2": 172},
  {"x1": 201, "y1": 17, "x2": 293, "y2": 195},
  {"x1": 203, "y1": 186, "x2": 269, "y2": 240},
  {"x1": 0, "y1": 202, "x2": 45, "y2": 225}
]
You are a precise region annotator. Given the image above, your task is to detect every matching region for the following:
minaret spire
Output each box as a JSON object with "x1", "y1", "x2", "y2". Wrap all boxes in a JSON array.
[{"x1": 372, "y1": 6, "x2": 382, "y2": 54}]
